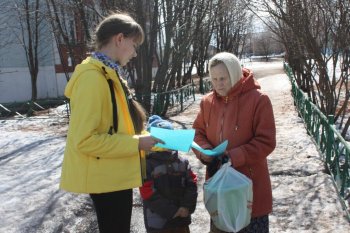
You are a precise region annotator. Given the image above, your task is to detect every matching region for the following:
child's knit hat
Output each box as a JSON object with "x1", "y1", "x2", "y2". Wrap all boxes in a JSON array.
[{"x1": 147, "y1": 115, "x2": 173, "y2": 131}]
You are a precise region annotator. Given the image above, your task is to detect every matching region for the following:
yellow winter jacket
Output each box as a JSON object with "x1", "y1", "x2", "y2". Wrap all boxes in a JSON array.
[{"x1": 60, "y1": 57, "x2": 146, "y2": 194}]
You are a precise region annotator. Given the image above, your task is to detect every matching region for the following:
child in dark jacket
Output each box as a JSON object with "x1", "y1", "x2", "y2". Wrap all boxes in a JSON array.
[{"x1": 139, "y1": 115, "x2": 198, "y2": 233}]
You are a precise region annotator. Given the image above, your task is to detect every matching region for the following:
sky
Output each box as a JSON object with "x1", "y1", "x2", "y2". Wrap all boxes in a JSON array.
[{"x1": 1, "y1": 61, "x2": 349, "y2": 233}]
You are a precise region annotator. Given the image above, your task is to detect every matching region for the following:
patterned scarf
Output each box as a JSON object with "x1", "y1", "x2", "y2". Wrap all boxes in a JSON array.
[
  {"x1": 91, "y1": 51, "x2": 125, "y2": 77},
  {"x1": 92, "y1": 51, "x2": 133, "y2": 101}
]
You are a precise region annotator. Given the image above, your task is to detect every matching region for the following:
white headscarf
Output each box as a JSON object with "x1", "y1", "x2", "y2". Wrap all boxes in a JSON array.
[{"x1": 208, "y1": 52, "x2": 243, "y2": 87}]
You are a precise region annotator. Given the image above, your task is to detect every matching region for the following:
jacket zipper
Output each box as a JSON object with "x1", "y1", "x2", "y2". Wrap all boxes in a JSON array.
[
  {"x1": 249, "y1": 167, "x2": 253, "y2": 178},
  {"x1": 219, "y1": 97, "x2": 228, "y2": 142}
]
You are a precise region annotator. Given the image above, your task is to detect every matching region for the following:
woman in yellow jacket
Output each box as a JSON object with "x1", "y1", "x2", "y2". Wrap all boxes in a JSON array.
[{"x1": 60, "y1": 13, "x2": 161, "y2": 233}]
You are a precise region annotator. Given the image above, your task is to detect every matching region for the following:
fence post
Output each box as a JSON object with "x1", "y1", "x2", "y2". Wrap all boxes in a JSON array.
[
  {"x1": 65, "y1": 100, "x2": 71, "y2": 118},
  {"x1": 326, "y1": 115, "x2": 335, "y2": 165},
  {"x1": 26, "y1": 101, "x2": 34, "y2": 117},
  {"x1": 192, "y1": 84, "x2": 196, "y2": 101},
  {"x1": 180, "y1": 88, "x2": 184, "y2": 111},
  {"x1": 305, "y1": 101, "x2": 311, "y2": 135},
  {"x1": 199, "y1": 78, "x2": 204, "y2": 94},
  {"x1": 154, "y1": 94, "x2": 160, "y2": 115}
]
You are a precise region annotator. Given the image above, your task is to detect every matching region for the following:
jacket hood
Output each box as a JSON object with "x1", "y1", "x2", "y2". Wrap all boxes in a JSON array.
[{"x1": 65, "y1": 57, "x2": 116, "y2": 99}]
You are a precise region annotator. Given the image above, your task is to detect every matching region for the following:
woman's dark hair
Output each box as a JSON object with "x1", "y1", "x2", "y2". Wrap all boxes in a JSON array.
[
  {"x1": 93, "y1": 13, "x2": 144, "y2": 50},
  {"x1": 95, "y1": 13, "x2": 146, "y2": 133}
]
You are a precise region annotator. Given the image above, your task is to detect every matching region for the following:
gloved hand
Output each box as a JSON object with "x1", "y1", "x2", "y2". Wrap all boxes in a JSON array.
[
  {"x1": 207, "y1": 154, "x2": 229, "y2": 178},
  {"x1": 221, "y1": 154, "x2": 229, "y2": 164}
]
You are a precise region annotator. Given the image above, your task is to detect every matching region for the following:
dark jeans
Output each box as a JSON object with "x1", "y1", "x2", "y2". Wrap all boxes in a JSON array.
[
  {"x1": 90, "y1": 189, "x2": 133, "y2": 233},
  {"x1": 210, "y1": 215, "x2": 269, "y2": 233}
]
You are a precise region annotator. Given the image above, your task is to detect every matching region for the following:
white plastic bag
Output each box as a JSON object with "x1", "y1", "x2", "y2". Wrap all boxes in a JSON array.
[{"x1": 204, "y1": 162, "x2": 253, "y2": 232}]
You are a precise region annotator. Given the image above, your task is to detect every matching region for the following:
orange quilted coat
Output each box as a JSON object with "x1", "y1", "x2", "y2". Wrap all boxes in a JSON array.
[{"x1": 193, "y1": 68, "x2": 276, "y2": 217}]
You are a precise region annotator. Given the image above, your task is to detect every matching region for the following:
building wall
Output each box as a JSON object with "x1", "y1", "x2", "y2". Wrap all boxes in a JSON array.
[
  {"x1": 0, "y1": 66, "x2": 68, "y2": 103},
  {"x1": 0, "y1": 1, "x2": 67, "y2": 104}
]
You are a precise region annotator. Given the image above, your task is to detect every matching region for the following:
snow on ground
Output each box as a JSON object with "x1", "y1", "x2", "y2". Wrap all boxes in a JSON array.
[{"x1": 1, "y1": 60, "x2": 349, "y2": 233}]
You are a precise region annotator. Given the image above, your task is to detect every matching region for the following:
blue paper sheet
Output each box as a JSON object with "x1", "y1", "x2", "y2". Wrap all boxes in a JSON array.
[
  {"x1": 191, "y1": 140, "x2": 228, "y2": 156},
  {"x1": 150, "y1": 127, "x2": 195, "y2": 152}
]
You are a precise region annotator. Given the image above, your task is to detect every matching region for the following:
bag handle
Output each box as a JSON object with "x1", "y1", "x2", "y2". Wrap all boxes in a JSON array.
[
  {"x1": 102, "y1": 67, "x2": 118, "y2": 135},
  {"x1": 221, "y1": 161, "x2": 232, "y2": 169},
  {"x1": 107, "y1": 79, "x2": 118, "y2": 134}
]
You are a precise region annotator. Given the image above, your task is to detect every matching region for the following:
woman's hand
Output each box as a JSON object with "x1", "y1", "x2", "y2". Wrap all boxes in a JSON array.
[
  {"x1": 173, "y1": 207, "x2": 189, "y2": 218},
  {"x1": 198, "y1": 153, "x2": 213, "y2": 163},
  {"x1": 138, "y1": 135, "x2": 164, "y2": 151}
]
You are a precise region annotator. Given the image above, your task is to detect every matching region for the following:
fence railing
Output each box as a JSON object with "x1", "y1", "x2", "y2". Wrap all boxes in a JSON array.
[
  {"x1": 0, "y1": 99, "x2": 69, "y2": 119},
  {"x1": 200, "y1": 77, "x2": 212, "y2": 94},
  {"x1": 284, "y1": 63, "x2": 350, "y2": 218},
  {"x1": 1, "y1": 78, "x2": 210, "y2": 119},
  {"x1": 1, "y1": 81, "x2": 202, "y2": 119},
  {"x1": 139, "y1": 83, "x2": 196, "y2": 115}
]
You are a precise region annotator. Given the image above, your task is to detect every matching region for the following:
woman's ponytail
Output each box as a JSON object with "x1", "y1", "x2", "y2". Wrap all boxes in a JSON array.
[{"x1": 119, "y1": 78, "x2": 146, "y2": 134}]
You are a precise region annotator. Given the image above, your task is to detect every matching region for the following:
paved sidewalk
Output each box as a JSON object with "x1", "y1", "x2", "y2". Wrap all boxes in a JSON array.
[{"x1": 260, "y1": 71, "x2": 349, "y2": 232}]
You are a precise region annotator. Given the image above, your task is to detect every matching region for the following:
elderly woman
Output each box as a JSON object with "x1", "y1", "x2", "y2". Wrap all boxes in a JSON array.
[{"x1": 192, "y1": 52, "x2": 276, "y2": 233}]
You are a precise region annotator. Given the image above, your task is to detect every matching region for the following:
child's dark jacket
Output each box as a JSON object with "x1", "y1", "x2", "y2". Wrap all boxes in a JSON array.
[{"x1": 139, "y1": 150, "x2": 198, "y2": 231}]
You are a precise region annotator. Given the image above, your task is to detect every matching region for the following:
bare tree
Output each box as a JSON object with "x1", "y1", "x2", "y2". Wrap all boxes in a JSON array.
[
  {"x1": 43, "y1": 0, "x2": 256, "y2": 116},
  {"x1": 167, "y1": 0, "x2": 197, "y2": 89},
  {"x1": 247, "y1": 0, "x2": 350, "y2": 137},
  {"x1": 11, "y1": 0, "x2": 43, "y2": 101},
  {"x1": 45, "y1": 0, "x2": 98, "y2": 81},
  {"x1": 184, "y1": 0, "x2": 214, "y2": 87},
  {"x1": 255, "y1": 31, "x2": 271, "y2": 61},
  {"x1": 124, "y1": 0, "x2": 158, "y2": 112},
  {"x1": 253, "y1": 28, "x2": 284, "y2": 61},
  {"x1": 213, "y1": 0, "x2": 253, "y2": 55},
  {"x1": 0, "y1": 2, "x2": 14, "y2": 76}
]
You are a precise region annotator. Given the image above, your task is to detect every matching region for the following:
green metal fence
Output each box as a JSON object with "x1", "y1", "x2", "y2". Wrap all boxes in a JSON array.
[
  {"x1": 201, "y1": 77, "x2": 212, "y2": 94},
  {"x1": 284, "y1": 63, "x2": 350, "y2": 218},
  {"x1": 0, "y1": 98, "x2": 69, "y2": 118},
  {"x1": 144, "y1": 83, "x2": 196, "y2": 115}
]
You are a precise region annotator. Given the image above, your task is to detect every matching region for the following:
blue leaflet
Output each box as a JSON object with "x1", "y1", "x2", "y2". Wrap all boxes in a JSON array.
[
  {"x1": 150, "y1": 127, "x2": 195, "y2": 152},
  {"x1": 150, "y1": 127, "x2": 228, "y2": 155},
  {"x1": 191, "y1": 140, "x2": 228, "y2": 156}
]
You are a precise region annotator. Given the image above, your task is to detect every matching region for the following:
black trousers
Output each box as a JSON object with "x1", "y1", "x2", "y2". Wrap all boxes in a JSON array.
[{"x1": 90, "y1": 189, "x2": 133, "y2": 233}]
